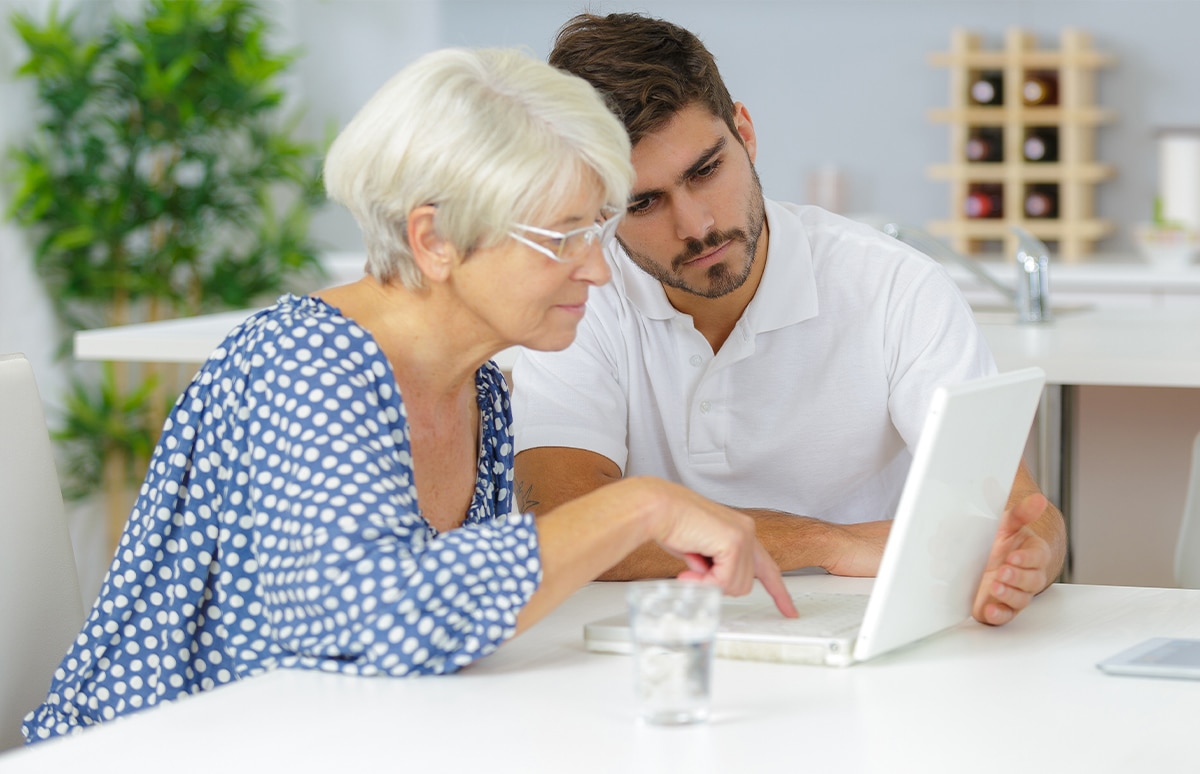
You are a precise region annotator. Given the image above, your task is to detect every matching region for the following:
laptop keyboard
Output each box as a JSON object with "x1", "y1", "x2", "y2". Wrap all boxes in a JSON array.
[{"x1": 720, "y1": 592, "x2": 870, "y2": 638}]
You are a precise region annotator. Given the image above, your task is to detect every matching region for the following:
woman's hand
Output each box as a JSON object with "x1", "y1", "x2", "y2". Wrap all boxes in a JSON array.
[
  {"x1": 517, "y1": 475, "x2": 797, "y2": 634},
  {"x1": 635, "y1": 478, "x2": 798, "y2": 618}
]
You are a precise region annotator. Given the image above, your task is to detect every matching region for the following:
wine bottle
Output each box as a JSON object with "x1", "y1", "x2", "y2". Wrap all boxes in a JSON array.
[
  {"x1": 969, "y1": 71, "x2": 1003, "y2": 106},
  {"x1": 966, "y1": 127, "x2": 1004, "y2": 163},
  {"x1": 1024, "y1": 185, "x2": 1059, "y2": 219},
  {"x1": 1023, "y1": 127, "x2": 1060, "y2": 162},
  {"x1": 1023, "y1": 71, "x2": 1059, "y2": 106},
  {"x1": 965, "y1": 184, "x2": 1004, "y2": 219}
]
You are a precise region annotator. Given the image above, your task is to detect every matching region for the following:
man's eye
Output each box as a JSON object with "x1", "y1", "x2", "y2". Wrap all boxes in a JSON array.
[
  {"x1": 626, "y1": 197, "x2": 655, "y2": 216},
  {"x1": 694, "y1": 160, "x2": 721, "y2": 180}
]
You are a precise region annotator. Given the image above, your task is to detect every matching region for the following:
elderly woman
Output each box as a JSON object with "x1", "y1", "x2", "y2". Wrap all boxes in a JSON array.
[{"x1": 24, "y1": 48, "x2": 794, "y2": 743}]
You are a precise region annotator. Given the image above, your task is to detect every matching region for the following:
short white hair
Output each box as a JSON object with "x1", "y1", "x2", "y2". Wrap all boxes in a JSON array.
[{"x1": 323, "y1": 47, "x2": 634, "y2": 287}]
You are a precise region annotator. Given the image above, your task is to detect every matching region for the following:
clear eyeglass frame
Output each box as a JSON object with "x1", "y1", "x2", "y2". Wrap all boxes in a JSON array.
[{"x1": 509, "y1": 209, "x2": 623, "y2": 263}]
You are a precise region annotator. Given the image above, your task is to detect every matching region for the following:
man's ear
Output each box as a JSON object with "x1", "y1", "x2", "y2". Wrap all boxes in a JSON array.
[
  {"x1": 407, "y1": 204, "x2": 454, "y2": 283},
  {"x1": 733, "y1": 102, "x2": 758, "y2": 164}
]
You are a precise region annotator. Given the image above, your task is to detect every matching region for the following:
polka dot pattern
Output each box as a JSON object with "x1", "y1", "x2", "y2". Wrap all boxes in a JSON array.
[{"x1": 23, "y1": 295, "x2": 541, "y2": 743}]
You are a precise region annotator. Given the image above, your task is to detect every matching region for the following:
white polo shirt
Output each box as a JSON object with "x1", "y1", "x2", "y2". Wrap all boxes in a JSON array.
[{"x1": 511, "y1": 200, "x2": 996, "y2": 524}]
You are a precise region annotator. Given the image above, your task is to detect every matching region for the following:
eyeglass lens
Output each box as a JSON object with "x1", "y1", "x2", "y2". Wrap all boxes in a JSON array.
[{"x1": 559, "y1": 216, "x2": 620, "y2": 260}]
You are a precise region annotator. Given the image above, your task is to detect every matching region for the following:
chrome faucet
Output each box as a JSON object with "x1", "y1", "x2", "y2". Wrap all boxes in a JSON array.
[
  {"x1": 883, "y1": 223, "x2": 1053, "y2": 324},
  {"x1": 1012, "y1": 226, "x2": 1052, "y2": 324}
]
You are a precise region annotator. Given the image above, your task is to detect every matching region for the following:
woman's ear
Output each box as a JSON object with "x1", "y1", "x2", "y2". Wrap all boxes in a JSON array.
[{"x1": 407, "y1": 205, "x2": 455, "y2": 283}]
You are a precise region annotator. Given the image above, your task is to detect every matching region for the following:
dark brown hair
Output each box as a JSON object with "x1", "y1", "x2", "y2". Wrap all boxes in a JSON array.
[{"x1": 549, "y1": 12, "x2": 738, "y2": 146}]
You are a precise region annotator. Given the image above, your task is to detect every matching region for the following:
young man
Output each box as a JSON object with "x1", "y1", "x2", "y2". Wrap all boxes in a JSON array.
[{"x1": 512, "y1": 12, "x2": 1065, "y2": 626}]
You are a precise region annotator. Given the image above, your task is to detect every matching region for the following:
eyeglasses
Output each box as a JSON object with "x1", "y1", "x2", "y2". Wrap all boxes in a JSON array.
[{"x1": 509, "y1": 211, "x2": 622, "y2": 263}]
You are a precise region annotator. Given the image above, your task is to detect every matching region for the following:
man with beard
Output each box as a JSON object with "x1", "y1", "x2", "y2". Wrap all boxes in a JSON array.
[{"x1": 511, "y1": 12, "x2": 1066, "y2": 626}]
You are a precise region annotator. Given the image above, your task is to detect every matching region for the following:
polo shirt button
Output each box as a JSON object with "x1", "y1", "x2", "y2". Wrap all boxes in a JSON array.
[
  {"x1": 689, "y1": 355, "x2": 703, "y2": 367},
  {"x1": 699, "y1": 401, "x2": 711, "y2": 414}
]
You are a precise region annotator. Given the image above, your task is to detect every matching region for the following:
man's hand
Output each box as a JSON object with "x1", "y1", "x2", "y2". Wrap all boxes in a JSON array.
[{"x1": 972, "y1": 492, "x2": 1055, "y2": 626}]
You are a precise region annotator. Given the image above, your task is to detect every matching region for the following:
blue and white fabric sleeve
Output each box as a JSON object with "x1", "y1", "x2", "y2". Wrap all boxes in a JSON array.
[{"x1": 248, "y1": 360, "x2": 541, "y2": 676}]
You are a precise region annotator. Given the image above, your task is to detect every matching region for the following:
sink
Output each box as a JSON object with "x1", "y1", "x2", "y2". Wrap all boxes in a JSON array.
[{"x1": 969, "y1": 303, "x2": 1092, "y2": 324}]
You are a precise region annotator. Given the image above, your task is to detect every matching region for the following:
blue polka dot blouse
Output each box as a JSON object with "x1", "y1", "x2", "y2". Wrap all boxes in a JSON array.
[{"x1": 24, "y1": 295, "x2": 542, "y2": 743}]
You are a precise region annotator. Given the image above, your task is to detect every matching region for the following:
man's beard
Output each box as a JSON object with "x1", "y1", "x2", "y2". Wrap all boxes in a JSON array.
[{"x1": 620, "y1": 167, "x2": 766, "y2": 300}]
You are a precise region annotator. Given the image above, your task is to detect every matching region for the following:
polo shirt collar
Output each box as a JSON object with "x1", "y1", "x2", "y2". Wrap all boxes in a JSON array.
[{"x1": 607, "y1": 198, "x2": 819, "y2": 332}]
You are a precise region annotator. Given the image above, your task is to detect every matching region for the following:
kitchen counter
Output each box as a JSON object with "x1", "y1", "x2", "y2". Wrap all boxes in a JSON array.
[
  {"x1": 978, "y1": 306, "x2": 1200, "y2": 388},
  {"x1": 946, "y1": 256, "x2": 1200, "y2": 304}
]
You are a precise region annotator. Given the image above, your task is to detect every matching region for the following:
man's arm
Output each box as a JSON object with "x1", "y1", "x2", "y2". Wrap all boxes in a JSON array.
[
  {"x1": 747, "y1": 510, "x2": 892, "y2": 576},
  {"x1": 971, "y1": 460, "x2": 1067, "y2": 625},
  {"x1": 513, "y1": 475, "x2": 797, "y2": 633},
  {"x1": 515, "y1": 446, "x2": 685, "y2": 579},
  {"x1": 515, "y1": 446, "x2": 893, "y2": 579}
]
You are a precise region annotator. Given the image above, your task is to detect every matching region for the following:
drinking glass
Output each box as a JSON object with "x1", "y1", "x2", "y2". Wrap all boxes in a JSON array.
[{"x1": 626, "y1": 580, "x2": 721, "y2": 725}]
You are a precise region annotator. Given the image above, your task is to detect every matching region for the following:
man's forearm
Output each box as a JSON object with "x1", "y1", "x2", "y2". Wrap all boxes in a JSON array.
[
  {"x1": 741, "y1": 509, "x2": 892, "y2": 576},
  {"x1": 596, "y1": 509, "x2": 847, "y2": 580},
  {"x1": 595, "y1": 542, "x2": 688, "y2": 580},
  {"x1": 594, "y1": 509, "x2": 893, "y2": 581},
  {"x1": 516, "y1": 446, "x2": 894, "y2": 581}
]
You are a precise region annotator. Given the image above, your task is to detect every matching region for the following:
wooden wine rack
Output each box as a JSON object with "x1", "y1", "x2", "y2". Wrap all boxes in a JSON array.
[{"x1": 927, "y1": 28, "x2": 1116, "y2": 261}]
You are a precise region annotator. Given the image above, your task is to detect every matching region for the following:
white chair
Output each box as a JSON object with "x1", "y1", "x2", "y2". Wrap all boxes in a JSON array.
[
  {"x1": 1175, "y1": 430, "x2": 1200, "y2": 589},
  {"x1": 0, "y1": 354, "x2": 84, "y2": 751}
]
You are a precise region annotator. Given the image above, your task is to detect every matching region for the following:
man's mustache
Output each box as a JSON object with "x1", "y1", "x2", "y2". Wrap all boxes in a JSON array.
[{"x1": 671, "y1": 229, "x2": 747, "y2": 271}]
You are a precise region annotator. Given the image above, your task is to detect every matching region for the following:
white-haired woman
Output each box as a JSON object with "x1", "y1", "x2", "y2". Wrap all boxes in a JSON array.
[{"x1": 24, "y1": 48, "x2": 794, "y2": 743}]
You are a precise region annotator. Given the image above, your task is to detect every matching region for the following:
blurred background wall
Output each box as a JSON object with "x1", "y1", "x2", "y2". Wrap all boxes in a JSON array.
[
  {"x1": 282, "y1": 0, "x2": 1200, "y2": 257},
  {"x1": 7, "y1": 0, "x2": 1200, "y2": 337}
]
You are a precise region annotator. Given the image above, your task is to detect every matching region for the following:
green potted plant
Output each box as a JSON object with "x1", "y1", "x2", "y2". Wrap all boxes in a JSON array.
[{"x1": 5, "y1": 0, "x2": 327, "y2": 545}]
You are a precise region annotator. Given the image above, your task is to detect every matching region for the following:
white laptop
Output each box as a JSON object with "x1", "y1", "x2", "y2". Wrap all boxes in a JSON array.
[{"x1": 583, "y1": 367, "x2": 1047, "y2": 667}]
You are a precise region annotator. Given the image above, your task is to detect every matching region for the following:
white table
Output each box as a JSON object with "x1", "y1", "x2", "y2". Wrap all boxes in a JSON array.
[
  {"x1": 73, "y1": 309, "x2": 524, "y2": 372},
  {"x1": 1, "y1": 575, "x2": 1197, "y2": 773},
  {"x1": 74, "y1": 304, "x2": 1200, "y2": 386},
  {"x1": 72, "y1": 310, "x2": 252, "y2": 365}
]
